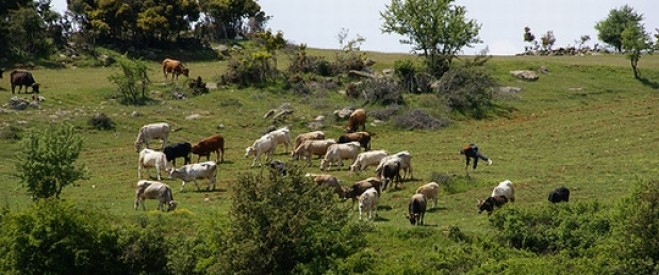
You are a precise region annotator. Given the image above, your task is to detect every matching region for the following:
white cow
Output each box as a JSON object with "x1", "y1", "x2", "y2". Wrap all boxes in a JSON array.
[
  {"x1": 245, "y1": 134, "x2": 276, "y2": 166},
  {"x1": 134, "y1": 180, "x2": 177, "y2": 211},
  {"x1": 169, "y1": 161, "x2": 217, "y2": 192},
  {"x1": 320, "y1": 141, "x2": 361, "y2": 171},
  {"x1": 416, "y1": 182, "x2": 440, "y2": 209},
  {"x1": 376, "y1": 151, "x2": 413, "y2": 179},
  {"x1": 491, "y1": 180, "x2": 515, "y2": 202},
  {"x1": 292, "y1": 139, "x2": 337, "y2": 165},
  {"x1": 349, "y1": 150, "x2": 389, "y2": 173},
  {"x1": 359, "y1": 187, "x2": 379, "y2": 221},
  {"x1": 266, "y1": 126, "x2": 292, "y2": 154},
  {"x1": 138, "y1": 148, "x2": 169, "y2": 181},
  {"x1": 134, "y1": 122, "x2": 170, "y2": 152}
]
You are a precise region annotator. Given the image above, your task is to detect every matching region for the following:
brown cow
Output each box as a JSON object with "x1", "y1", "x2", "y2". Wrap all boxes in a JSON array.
[
  {"x1": 346, "y1": 108, "x2": 366, "y2": 132},
  {"x1": 162, "y1": 58, "x2": 189, "y2": 80},
  {"x1": 192, "y1": 134, "x2": 224, "y2": 163},
  {"x1": 10, "y1": 70, "x2": 39, "y2": 94},
  {"x1": 343, "y1": 177, "x2": 382, "y2": 203},
  {"x1": 337, "y1": 131, "x2": 371, "y2": 151}
]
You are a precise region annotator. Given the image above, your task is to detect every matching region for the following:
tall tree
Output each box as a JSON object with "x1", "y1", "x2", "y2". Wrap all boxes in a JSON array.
[
  {"x1": 621, "y1": 23, "x2": 652, "y2": 79},
  {"x1": 199, "y1": 0, "x2": 261, "y2": 41},
  {"x1": 380, "y1": 0, "x2": 481, "y2": 78},
  {"x1": 595, "y1": 5, "x2": 644, "y2": 52}
]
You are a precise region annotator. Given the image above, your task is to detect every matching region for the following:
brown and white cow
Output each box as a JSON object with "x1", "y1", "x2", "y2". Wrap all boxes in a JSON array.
[
  {"x1": 162, "y1": 58, "x2": 189, "y2": 80},
  {"x1": 192, "y1": 134, "x2": 225, "y2": 163}
]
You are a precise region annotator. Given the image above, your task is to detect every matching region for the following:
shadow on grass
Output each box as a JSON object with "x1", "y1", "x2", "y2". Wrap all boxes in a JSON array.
[
  {"x1": 638, "y1": 77, "x2": 659, "y2": 90},
  {"x1": 427, "y1": 207, "x2": 448, "y2": 213}
]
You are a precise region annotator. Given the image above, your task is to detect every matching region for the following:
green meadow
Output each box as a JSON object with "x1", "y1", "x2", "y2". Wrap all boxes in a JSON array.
[{"x1": 0, "y1": 51, "x2": 657, "y2": 272}]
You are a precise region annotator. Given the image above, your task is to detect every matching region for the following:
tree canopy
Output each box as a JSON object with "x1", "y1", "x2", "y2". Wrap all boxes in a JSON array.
[{"x1": 595, "y1": 5, "x2": 644, "y2": 52}]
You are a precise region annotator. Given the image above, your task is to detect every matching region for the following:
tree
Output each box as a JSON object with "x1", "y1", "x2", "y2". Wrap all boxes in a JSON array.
[
  {"x1": 540, "y1": 30, "x2": 556, "y2": 51},
  {"x1": 199, "y1": 0, "x2": 262, "y2": 41},
  {"x1": 108, "y1": 57, "x2": 151, "y2": 105},
  {"x1": 595, "y1": 5, "x2": 644, "y2": 52},
  {"x1": 15, "y1": 124, "x2": 86, "y2": 200},
  {"x1": 621, "y1": 23, "x2": 652, "y2": 79},
  {"x1": 381, "y1": 0, "x2": 481, "y2": 78}
]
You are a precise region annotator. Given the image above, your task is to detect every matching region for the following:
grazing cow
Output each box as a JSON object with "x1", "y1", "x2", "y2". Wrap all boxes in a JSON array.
[
  {"x1": 478, "y1": 180, "x2": 515, "y2": 215},
  {"x1": 245, "y1": 134, "x2": 276, "y2": 166},
  {"x1": 320, "y1": 141, "x2": 361, "y2": 171},
  {"x1": 306, "y1": 173, "x2": 344, "y2": 197},
  {"x1": 162, "y1": 58, "x2": 189, "y2": 80},
  {"x1": 376, "y1": 151, "x2": 413, "y2": 179},
  {"x1": 377, "y1": 158, "x2": 401, "y2": 191},
  {"x1": 407, "y1": 193, "x2": 427, "y2": 226},
  {"x1": 168, "y1": 161, "x2": 217, "y2": 192},
  {"x1": 416, "y1": 182, "x2": 440, "y2": 209},
  {"x1": 163, "y1": 142, "x2": 191, "y2": 166},
  {"x1": 350, "y1": 150, "x2": 388, "y2": 173},
  {"x1": 548, "y1": 186, "x2": 570, "y2": 203},
  {"x1": 10, "y1": 70, "x2": 40, "y2": 94},
  {"x1": 293, "y1": 131, "x2": 325, "y2": 152},
  {"x1": 337, "y1": 131, "x2": 371, "y2": 151},
  {"x1": 291, "y1": 139, "x2": 337, "y2": 164},
  {"x1": 265, "y1": 127, "x2": 292, "y2": 154},
  {"x1": 346, "y1": 108, "x2": 366, "y2": 133},
  {"x1": 134, "y1": 180, "x2": 177, "y2": 211},
  {"x1": 192, "y1": 134, "x2": 225, "y2": 163},
  {"x1": 268, "y1": 159, "x2": 287, "y2": 176},
  {"x1": 138, "y1": 149, "x2": 169, "y2": 181},
  {"x1": 343, "y1": 177, "x2": 383, "y2": 203},
  {"x1": 358, "y1": 187, "x2": 379, "y2": 221},
  {"x1": 134, "y1": 122, "x2": 170, "y2": 152}
]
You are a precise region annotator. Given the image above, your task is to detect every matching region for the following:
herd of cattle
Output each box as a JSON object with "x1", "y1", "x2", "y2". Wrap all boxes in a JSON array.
[
  {"x1": 0, "y1": 63, "x2": 570, "y2": 224},
  {"x1": 132, "y1": 108, "x2": 571, "y2": 225}
]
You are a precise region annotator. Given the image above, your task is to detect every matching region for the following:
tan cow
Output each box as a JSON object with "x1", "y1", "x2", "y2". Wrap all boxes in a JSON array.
[{"x1": 162, "y1": 58, "x2": 189, "y2": 80}]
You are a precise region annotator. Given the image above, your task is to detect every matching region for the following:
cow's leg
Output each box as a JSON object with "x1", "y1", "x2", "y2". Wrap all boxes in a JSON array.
[
  {"x1": 193, "y1": 179, "x2": 200, "y2": 191},
  {"x1": 180, "y1": 181, "x2": 187, "y2": 192}
]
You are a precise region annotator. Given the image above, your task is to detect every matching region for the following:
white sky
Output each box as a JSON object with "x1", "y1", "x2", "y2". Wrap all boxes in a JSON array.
[{"x1": 51, "y1": 0, "x2": 658, "y2": 55}]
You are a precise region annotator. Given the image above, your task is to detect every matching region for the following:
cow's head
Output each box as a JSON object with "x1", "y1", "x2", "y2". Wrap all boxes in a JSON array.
[
  {"x1": 181, "y1": 68, "x2": 189, "y2": 77},
  {"x1": 31, "y1": 83, "x2": 39, "y2": 93},
  {"x1": 477, "y1": 198, "x2": 493, "y2": 215},
  {"x1": 406, "y1": 213, "x2": 420, "y2": 225},
  {"x1": 167, "y1": 200, "x2": 178, "y2": 212},
  {"x1": 244, "y1": 147, "x2": 255, "y2": 158}
]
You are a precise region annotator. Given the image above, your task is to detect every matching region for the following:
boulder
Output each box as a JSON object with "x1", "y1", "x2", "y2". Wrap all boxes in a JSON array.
[
  {"x1": 510, "y1": 70, "x2": 539, "y2": 81},
  {"x1": 333, "y1": 108, "x2": 354, "y2": 120},
  {"x1": 499, "y1": 87, "x2": 522, "y2": 94}
]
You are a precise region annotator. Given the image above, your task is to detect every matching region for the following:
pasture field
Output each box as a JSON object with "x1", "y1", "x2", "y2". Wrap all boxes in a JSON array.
[{"x1": 0, "y1": 51, "x2": 657, "y2": 270}]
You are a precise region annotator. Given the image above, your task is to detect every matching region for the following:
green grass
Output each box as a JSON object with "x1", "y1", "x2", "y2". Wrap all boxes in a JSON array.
[{"x1": 0, "y1": 51, "x2": 657, "y2": 268}]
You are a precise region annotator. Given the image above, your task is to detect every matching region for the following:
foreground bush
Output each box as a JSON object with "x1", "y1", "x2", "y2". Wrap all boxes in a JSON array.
[{"x1": 212, "y1": 168, "x2": 366, "y2": 274}]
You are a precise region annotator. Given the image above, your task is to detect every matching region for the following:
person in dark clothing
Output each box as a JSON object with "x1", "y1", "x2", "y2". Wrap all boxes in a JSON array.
[{"x1": 459, "y1": 143, "x2": 492, "y2": 171}]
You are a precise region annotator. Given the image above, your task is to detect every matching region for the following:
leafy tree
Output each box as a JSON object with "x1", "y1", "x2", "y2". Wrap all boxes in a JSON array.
[
  {"x1": 540, "y1": 30, "x2": 556, "y2": 51},
  {"x1": 199, "y1": 0, "x2": 262, "y2": 41},
  {"x1": 381, "y1": 0, "x2": 481, "y2": 78},
  {"x1": 621, "y1": 23, "x2": 652, "y2": 78},
  {"x1": 595, "y1": 5, "x2": 644, "y2": 52},
  {"x1": 15, "y1": 124, "x2": 86, "y2": 200},
  {"x1": 108, "y1": 58, "x2": 151, "y2": 104},
  {"x1": 214, "y1": 169, "x2": 366, "y2": 274}
]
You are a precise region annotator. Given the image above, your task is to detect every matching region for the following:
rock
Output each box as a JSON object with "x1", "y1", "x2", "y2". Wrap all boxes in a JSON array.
[
  {"x1": 499, "y1": 87, "x2": 522, "y2": 94},
  {"x1": 314, "y1": 115, "x2": 325, "y2": 122},
  {"x1": 217, "y1": 124, "x2": 225, "y2": 129},
  {"x1": 510, "y1": 70, "x2": 539, "y2": 81},
  {"x1": 333, "y1": 108, "x2": 354, "y2": 120},
  {"x1": 307, "y1": 121, "x2": 324, "y2": 130},
  {"x1": 131, "y1": 111, "x2": 141, "y2": 117},
  {"x1": 9, "y1": 97, "x2": 29, "y2": 110},
  {"x1": 382, "y1": 69, "x2": 394, "y2": 77},
  {"x1": 272, "y1": 109, "x2": 293, "y2": 121},
  {"x1": 186, "y1": 114, "x2": 201, "y2": 120},
  {"x1": 538, "y1": 66, "x2": 549, "y2": 74}
]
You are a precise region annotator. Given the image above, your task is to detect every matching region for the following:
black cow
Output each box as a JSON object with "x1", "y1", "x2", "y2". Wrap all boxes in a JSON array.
[
  {"x1": 407, "y1": 193, "x2": 427, "y2": 226},
  {"x1": 163, "y1": 142, "x2": 191, "y2": 167},
  {"x1": 268, "y1": 159, "x2": 287, "y2": 176},
  {"x1": 548, "y1": 186, "x2": 570, "y2": 203},
  {"x1": 378, "y1": 159, "x2": 401, "y2": 191},
  {"x1": 10, "y1": 70, "x2": 39, "y2": 94}
]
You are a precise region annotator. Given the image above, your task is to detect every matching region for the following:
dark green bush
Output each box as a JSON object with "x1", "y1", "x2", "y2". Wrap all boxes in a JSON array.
[
  {"x1": 394, "y1": 59, "x2": 433, "y2": 93},
  {"x1": 215, "y1": 168, "x2": 366, "y2": 274},
  {"x1": 435, "y1": 65, "x2": 496, "y2": 118},
  {"x1": 88, "y1": 113, "x2": 116, "y2": 131},
  {"x1": 118, "y1": 224, "x2": 171, "y2": 274},
  {"x1": 221, "y1": 50, "x2": 277, "y2": 87}
]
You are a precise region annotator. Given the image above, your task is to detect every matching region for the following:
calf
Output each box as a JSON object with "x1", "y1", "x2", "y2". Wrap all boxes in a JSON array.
[
  {"x1": 337, "y1": 131, "x2": 371, "y2": 151},
  {"x1": 293, "y1": 131, "x2": 325, "y2": 151},
  {"x1": 163, "y1": 142, "x2": 191, "y2": 166},
  {"x1": 358, "y1": 187, "x2": 378, "y2": 221},
  {"x1": 134, "y1": 122, "x2": 170, "y2": 152},
  {"x1": 478, "y1": 180, "x2": 515, "y2": 215},
  {"x1": 138, "y1": 149, "x2": 169, "y2": 181},
  {"x1": 10, "y1": 70, "x2": 40, "y2": 94},
  {"x1": 548, "y1": 186, "x2": 570, "y2": 203},
  {"x1": 192, "y1": 134, "x2": 225, "y2": 163},
  {"x1": 407, "y1": 193, "x2": 427, "y2": 225},
  {"x1": 169, "y1": 161, "x2": 217, "y2": 192},
  {"x1": 320, "y1": 141, "x2": 361, "y2": 171},
  {"x1": 245, "y1": 134, "x2": 276, "y2": 166},
  {"x1": 134, "y1": 180, "x2": 177, "y2": 212},
  {"x1": 265, "y1": 127, "x2": 292, "y2": 154},
  {"x1": 377, "y1": 158, "x2": 401, "y2": 191},
  {"x1": 416, "y1": 182, "x2": 440, "y2": 209},
  {"x1": 291, "y1": 139, "x2": 336, "y2": 164},
  {"x1": 349, "y1": 150, "x2": 388, "y2": 173},
  {"x1": 346, "y1": 108, "x2": 366, "y2": 133}
]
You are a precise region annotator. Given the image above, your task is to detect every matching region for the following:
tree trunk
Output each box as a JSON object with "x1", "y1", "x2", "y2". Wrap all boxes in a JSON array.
[{"x1": 631, "y1": 56, "x2": 639, "y2": 79}]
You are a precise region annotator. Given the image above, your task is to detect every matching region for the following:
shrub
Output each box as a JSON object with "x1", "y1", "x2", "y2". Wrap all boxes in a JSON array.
[
  {"x1": 361, "y1": 78, "x2": 405, "y2": 105},
  {"x1": 88, "y1": 113, "x2": 115, "y2": 131},
  {"x1": 221, "y1": 50, "x2": 277, "y2": 87},
  {"x1": 393, "y1": 109, "x2": 450, "y2": 130},
  {"x1": 333, "y1": 50, "x2": 367, "y2": 74},
  {"x1": 287, "y1": 44, "x2": 334, "y2": 76},
  {"x1": 394, "y1": 59, "x2": 433, "y2": 93},
  {"x1": 435, "y1": 65, "x2": 496, "y2": 118},
  {"x1": 216, "y1": 168, "x2": 366, "y2": 274},
  {"x1": 0, "y1": 125, "x2": 22, "y2": 141},
  {"x1": 14, "y1": 124, "x2": 86, "y2": 199},
  {"x1": 369, "y1": 104, "x2": 401, "y2": 121},
  {"x1": 108, "y1": 58, "x2": 150, "y2": 105},
  {"x1": 118, "y1": 224, "x2": 171, "y2": 274}
]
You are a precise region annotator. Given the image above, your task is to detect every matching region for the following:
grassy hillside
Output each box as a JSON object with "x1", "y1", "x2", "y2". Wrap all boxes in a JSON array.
[{"x1": 0, "y1": 51, "x2": 657, "y2": 271}]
